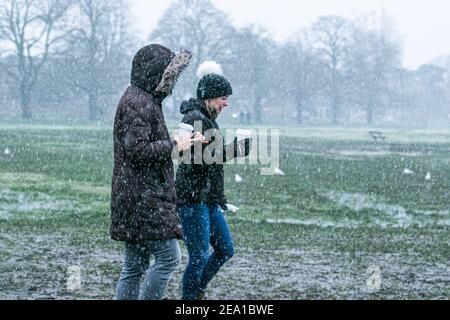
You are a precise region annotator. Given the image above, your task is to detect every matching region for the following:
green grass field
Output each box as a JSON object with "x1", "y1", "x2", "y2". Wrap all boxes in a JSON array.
[{"x1": 0, "y1": 125, "x2": 449, "y2": 299}]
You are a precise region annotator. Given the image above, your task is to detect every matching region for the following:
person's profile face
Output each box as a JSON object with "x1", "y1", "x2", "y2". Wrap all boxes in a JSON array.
[{"x1": 211, "y1": 96, "x2": 229, "y2": 114}]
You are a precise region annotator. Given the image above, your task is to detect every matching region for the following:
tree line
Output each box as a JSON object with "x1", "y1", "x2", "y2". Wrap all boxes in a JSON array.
[{"x1": 1, "y1": 0, "x2": 449, "y2": 128}]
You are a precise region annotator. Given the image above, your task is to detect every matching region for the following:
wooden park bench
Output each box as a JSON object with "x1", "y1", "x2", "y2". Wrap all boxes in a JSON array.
[{"x1": 369, "y1": 131, "x2": 387, "y2": 142}]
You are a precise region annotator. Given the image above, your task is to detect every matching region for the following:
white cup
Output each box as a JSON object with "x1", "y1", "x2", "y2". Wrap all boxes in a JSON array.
[
  {"x1": 177, "y1": 123, "x2": 194, "y2": 137},
  {"x1": 236, "y1": 129, "x2": 252, "y2": 141}
]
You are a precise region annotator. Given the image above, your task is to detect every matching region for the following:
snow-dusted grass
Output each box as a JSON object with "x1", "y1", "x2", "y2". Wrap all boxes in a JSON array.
[{"x1": 0, "y1": 125, "x2": 448, "y2": 299}]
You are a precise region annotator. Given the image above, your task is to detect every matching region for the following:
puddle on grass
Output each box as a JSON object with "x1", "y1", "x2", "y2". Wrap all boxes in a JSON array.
[
  {"x1": 291, "y1": 148, "x2": 426, "y2": 161},
  {"x1": 0, "y1": 172, "x2": 109, "y2": 220},
  {"x1": 0, "y1": 188, "x2": 84, "y2": 220},
  {"x1": 320, "y1": 190, "x2": 449, "y2": 229},
  {"x1": 337, "y1": 150, "x2": 424, "y2": 157},
  {"x1": 232, "y1": 216, "x2": 361, "y2": 229},
  {"x1": 229, "y1": 190, "x2": 449, "y2": 230}
]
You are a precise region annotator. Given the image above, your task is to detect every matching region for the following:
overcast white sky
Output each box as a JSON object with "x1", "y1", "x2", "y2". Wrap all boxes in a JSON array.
[{"x1": 131, "y1": 0, "x2": 450, "y2": 70}]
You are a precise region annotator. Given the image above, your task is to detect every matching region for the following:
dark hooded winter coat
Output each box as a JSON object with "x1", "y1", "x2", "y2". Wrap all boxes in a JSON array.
[
  {"x1": 175, "y1": 98, "x2": 250, "y2": 208},
  {"x1": 110, "y1": 44, "x2": 192, "y2": 242}
]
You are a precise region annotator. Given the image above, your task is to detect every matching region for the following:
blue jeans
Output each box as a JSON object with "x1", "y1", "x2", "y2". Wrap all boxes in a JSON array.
[
  {"x1": 178, "y1": 204, "x2": 234, "y2": 300},
  {"x1": 116, "y1": 239, "x2": 181, "y2": 300}
]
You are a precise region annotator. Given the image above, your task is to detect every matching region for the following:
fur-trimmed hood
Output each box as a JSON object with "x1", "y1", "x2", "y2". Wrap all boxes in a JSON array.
[
  {"x1": 154, "y1": 48, "x2": 192, "y2": 96},
  {"x1": 130, "y1": 44, "x2": 192, "y2": 98}
]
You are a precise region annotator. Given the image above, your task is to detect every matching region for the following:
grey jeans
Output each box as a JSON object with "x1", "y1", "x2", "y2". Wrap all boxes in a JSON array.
[{"x1": 116, "y1": 239, "x2": 181, "y2": 300}]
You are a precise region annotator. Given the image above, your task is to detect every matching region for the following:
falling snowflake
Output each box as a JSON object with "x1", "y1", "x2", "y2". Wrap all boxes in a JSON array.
[{"x1": 402, "y1": 168, "x2": 413, "y2": 175}]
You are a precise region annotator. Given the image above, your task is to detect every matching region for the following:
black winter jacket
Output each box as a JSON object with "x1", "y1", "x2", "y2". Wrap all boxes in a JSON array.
[
  {"x1": 110, "y1": 44, "x2": 191, "y2": 242},
  {"x1": 175, "y1": 98, "x2": 249, "y2": 208}
]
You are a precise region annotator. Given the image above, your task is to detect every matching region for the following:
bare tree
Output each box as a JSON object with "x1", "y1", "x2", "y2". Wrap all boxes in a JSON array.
[
  {"x1": 227, "y1": 26, "x2": 273, "y2": 124},
  {"x1": 413, "y1": 64, "x2": 448, "y2": 129},
  {"x1": 348, "y1": 12, "x2": 401, "y2": 125},
  {"x1": 65, "y1": 0, "x2": 135, "y2": 121},
  {"x1": 279, "y1": 38, "x2": 325, "y2": 125},
  {"x1": 149, "y1": 0, "x2": 236, "y2": 114},
  {"x1": 0, "y1": 0, "x2": 72, "y2": 119},
  {"x1": 150, "y1": 0, "x2": 234, "y2": 68},
  {"x1": 431, "y1": 55, "x2": 450, "y2": 127},
  {"x1": 306, "y1": 16, "x2": 354, "y2": 125}
]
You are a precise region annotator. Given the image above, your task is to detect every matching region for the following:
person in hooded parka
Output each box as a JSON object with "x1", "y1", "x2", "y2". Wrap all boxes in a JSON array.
[{"x1": 110, "y1": 44, "x2": 200, "y2": 300}]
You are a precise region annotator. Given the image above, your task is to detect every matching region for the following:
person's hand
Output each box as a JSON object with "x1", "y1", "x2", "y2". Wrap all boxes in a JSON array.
[
  {"x1": 174, "y1": 134, "x2": 193, "y2": 152},
  {"x1": 174, "y1": 132, "x2": 208, "y2": 152},
  {"x1": 193, "y1": 131, "x2": 209, "y2": 144}
]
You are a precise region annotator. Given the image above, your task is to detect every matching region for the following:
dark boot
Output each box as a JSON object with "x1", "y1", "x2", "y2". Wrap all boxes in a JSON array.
[{"x1": 197, "y1": 289, "x2": 206, "y2": 300}]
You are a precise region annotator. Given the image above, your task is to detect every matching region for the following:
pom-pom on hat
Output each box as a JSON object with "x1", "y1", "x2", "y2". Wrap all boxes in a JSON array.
[{"x1": 196, "y1": 60, "x2": 232, "y2": 100}]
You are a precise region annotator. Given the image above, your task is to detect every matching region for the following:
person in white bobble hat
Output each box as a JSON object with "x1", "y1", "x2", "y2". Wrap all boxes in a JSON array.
[{"x1": 175, "y1": 60, "x2": 251, "y2": 300}]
